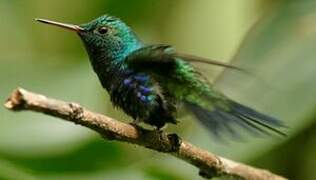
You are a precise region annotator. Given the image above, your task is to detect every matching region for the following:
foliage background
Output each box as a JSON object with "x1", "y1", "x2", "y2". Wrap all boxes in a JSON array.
[{"x1": 1, "y1": 0, "x2": 316, "y2": 179}]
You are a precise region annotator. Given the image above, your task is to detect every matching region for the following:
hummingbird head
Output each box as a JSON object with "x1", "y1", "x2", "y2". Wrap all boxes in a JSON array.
[{"x1": 36, "y1": 15, "x2": 142, "y2": 65}]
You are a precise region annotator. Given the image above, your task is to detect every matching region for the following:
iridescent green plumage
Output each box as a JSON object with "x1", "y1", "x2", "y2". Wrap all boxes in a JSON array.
[{"x1": 36, "y1": 15, "x2": 285, "y2": 138}]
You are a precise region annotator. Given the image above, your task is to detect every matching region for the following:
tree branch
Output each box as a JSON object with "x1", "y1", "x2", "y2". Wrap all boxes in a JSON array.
[{"x1": 4, "y1": 88, "x2": 286, "y2": 180}]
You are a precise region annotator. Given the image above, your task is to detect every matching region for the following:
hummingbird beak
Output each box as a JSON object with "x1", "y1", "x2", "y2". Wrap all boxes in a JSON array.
[{"x1": 35, "y1": 18, "x2": 84, "y2": 32}]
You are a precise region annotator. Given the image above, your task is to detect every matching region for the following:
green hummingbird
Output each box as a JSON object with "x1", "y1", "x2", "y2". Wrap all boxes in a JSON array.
[{"x1": 36, "y1": 15, "x2": 285, "y2": 138}]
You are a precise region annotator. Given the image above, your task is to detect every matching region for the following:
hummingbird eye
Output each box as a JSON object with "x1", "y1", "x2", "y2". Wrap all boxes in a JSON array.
[{"x1": 98, "y1": 26, "x2": 109, "y2": 34}]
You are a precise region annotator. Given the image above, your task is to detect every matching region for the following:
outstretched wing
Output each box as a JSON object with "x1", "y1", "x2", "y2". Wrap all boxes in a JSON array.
[
  {"x1": 125, "y1": 44, "x2": 285, "y2": 138},
  {"x1": 125, "y1": 44, "x2": 246, "y2": 72}
]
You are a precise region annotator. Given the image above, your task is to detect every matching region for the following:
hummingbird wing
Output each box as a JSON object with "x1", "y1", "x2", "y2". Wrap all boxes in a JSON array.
[
  {"x1": 125, "y1": 45, "x2": 286, "y2": 138},
  {"x1": 125, "y1": 44, "x2": 246, "y2": 72}
]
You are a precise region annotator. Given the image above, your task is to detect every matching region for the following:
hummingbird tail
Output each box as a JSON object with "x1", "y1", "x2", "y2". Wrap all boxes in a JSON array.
[{"x1": 185, "y1": 100, "x2": 286, "y2": 138}]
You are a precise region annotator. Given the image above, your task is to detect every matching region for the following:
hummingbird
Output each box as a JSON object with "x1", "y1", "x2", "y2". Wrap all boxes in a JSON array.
[{"x1": 36, "y1": 15, "x2": 285, "y2": 138}]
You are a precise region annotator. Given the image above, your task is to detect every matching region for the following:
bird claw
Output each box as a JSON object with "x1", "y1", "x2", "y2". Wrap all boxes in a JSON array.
[
  {"x1": 167, "y1": 133, "x2": 182, "y2": 152},
  {"x1": 153, "y1": 129, "x2": 181, "y2": 152}
]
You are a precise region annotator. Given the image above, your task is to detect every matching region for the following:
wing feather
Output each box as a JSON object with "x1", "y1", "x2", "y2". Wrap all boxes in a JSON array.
[{"x1": 125, "y1": 44, "x2": 245, "y2": 72}]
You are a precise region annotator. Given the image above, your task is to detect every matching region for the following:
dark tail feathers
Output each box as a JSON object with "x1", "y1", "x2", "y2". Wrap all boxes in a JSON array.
[{"x1": 186, "y1": 101, "x2": 286, "y2": 139}]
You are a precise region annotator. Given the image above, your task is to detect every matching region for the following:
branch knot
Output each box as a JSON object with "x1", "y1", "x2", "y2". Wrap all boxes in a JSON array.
[{"x1": 69, "y1": 102, "x2": 84, "y2": 121}]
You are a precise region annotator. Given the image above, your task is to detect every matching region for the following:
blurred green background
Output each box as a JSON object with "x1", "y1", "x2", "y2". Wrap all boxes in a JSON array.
[{"x1": 1, "y1": 0, "x2": 316, "y2": 179}]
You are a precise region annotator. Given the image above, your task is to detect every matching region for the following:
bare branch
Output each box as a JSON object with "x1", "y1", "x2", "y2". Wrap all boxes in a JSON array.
[{"x1": 4, "y1": 88, "x2": 287, "y2": 180}]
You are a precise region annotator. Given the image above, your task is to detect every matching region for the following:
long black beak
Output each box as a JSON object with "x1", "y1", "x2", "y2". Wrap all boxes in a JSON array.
[{"x1": 35, "y1": 18, "x2": 84, "y2": 32}]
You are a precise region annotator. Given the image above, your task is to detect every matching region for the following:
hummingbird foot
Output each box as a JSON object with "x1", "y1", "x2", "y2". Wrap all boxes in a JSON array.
[
  {"x1": 153, "y1": 125, "x2": 181, "y2": 152},
  {"x1": 153, "y1": 129, "x2": 182, "y2": 152},
  {"x1": 167, "y1": 133, "x2": 182, "y2": 152}
]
